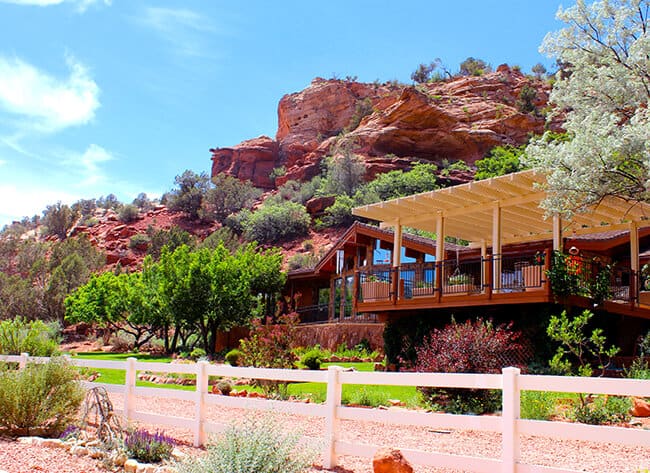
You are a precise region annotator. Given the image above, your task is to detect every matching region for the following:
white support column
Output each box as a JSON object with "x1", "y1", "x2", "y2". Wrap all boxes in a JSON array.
[
  {"x1": 492, "y1": 204, "x2": 502, "y2": 291},
  {"x1": 392, "y1": 221, "x2": 402, "y2": 267},
  {"x1": 124, "y1": 357, "x2": 136, "y2": 423},
  {"x1": 324, "y1": 366, "x2": 342, "y2": 469},
  {"x1": 630, "y1": 221, "x2": 639, "y2": 275},
  {"x1": 502, "y1": 367, "x2": 521, "y2": 473},
  {"x1": 435, "y1": 213, "x2": 444, "y2": 263},
  {"x1": 194, "y1": 360, "x2": 209, "y2": 447},
  {"x1": 552, "y1": 215, "x2": 562, "y2": 251},
  {"x1": 480, "y1": 240, "x2": 488, "y2": 289}
]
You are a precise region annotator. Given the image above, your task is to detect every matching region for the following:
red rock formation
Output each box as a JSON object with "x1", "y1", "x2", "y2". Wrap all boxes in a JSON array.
[
  {"x1": 372, "y1": 447, "x2": 414, "y2": 473},
  {"x1": 210, "y1": 67, "x2": 559, "y2": 188}
]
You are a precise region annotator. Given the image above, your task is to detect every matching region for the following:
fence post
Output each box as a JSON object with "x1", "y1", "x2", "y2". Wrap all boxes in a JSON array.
[
  {"x1": 194, "y1": 360, "x2": 208, "y2": 447},
  {"x1": 123, "y1": 357, "x2": 136, "y2": 423},
  {"x1": 502, "y1": 367, "x2": 521, "y2": 473},
  {"x1": 19, "y1": 352, "x2": 29, "y2": 370},
  {"x1": 324, "y1": 366, "x2": 342, "y2": 469}
]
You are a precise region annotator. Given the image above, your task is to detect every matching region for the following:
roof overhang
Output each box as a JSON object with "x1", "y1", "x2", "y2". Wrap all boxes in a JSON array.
[{"x1": 352, "y1": 169, "x2": 650, "y2": 246}]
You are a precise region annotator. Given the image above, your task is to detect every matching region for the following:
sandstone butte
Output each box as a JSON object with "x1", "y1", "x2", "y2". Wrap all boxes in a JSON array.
[{"x1": 210, "y1": 64, "x2": 560, "y2": 189}]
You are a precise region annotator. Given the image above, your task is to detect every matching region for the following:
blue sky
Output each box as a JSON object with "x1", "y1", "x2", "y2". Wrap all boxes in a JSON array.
[{"x1": 0, "y1": 0, "x2": 564, "y2": 226}]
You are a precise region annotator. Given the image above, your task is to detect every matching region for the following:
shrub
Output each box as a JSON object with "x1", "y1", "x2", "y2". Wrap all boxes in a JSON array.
[
  {"x1": 166, "y1": 170, "x2": 211, "y2": 220},
  {"x1": 0, "y1": 318, "x2": 60, "y2": 356},
  {"x1": 215, "y1": 379, "x2": 233, "y2": 396},
  {"x1": 459, "y1": 57, "x2": 492, "y2": 76},
  {"x1": 124, "y1": 429, "x2": 175, "y2": 463},
  {"x1": 42, "y1": 202, "x2": 78, "y2": 239},
  {"x1": 0, "y1": 358, "x2": 84, "y2": 437},
  {"x1": 177, "y1": 416, "x2": 315, "y2": 473},
  {"x1": 300, "y1": 349, "x2": 322, "y2": 370},
  {"x1": 321, "y1": 195, "x2": 356, "y2": 228},
  {"x1": 189, "y1": 347, "x2": 207, "y2": 360},
  {"x1": 200, "y1": 173, "x2": 262, "y2": 223},
  {"x1": 118, "y1": 204, "x2": 140, "y2": 223},
  {"x1": 243, "y1": 202, "x2": 310, "y2": 244},
  {"x1": 225, "y1": 348, "x2": 242, "y2": 366},
  {"x1": 516, "y1": 84, "x2": 538, "y2": 114},
  {"x1": 129, "y1": 233, "x2": 151, "y2": 250},
  {"x1": 415, "y1": 318, "x2": 526, "y2": 414},
  {"x1": 287, "y1": 252, "x2": 319, "y2": 271},
  {"x1": 109, "y1": 332, "x2": 135, "y2": 353},
  {"x1": 475, "y1": 145, "x2": 527, "y2": 180},
  {"x1": 572, "y1": 396, "x2": 631, "y2": 425},
  {"x1": 343, "y1": 387, "x2": 389, "y2": 407}
]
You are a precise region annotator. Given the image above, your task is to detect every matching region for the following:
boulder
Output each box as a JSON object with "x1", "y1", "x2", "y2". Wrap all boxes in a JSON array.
[
  {"x1": 124, "y1": 459, "x2": 139, "y2": 473},
  {"x1": 631, "y1": 397, "x2": 650, "y2": 417},
  {"x1": 372, "y1": 447, "x2": 414, "y2": 473}
]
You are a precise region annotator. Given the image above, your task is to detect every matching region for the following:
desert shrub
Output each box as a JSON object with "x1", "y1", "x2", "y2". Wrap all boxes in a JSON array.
[
  {"x1": 319, "y1": 151, "x2": 366, "y2": 197},
  {"x1": 0, "y1": 318, "x2": 60, "y2": 356},
  {"x1": 0, "y1": 358, "x2": 84, "y2": 437},
  {"x1": 344, "y1": 97, "x2": 373, "y2": 132},
  {"x1": 199, "y1": 227, "x2": 239, "y2": 253},
  {"x1": 475, "y1": 145, "x2": 527, "y2": 180},
  {"x1": 118, "y1": 204, "x2": 140, "y2": 223},
  {"x1": 166, "y1": 170, "x2": 211, "y2": 220},
  {"x1": 124, "y1": 429, "x2": 175, "y2": 463},
  {"x1": 189, "y1": 347, "x2": 207, "y2": 360},
  {"x1": 177, "y1": 416, "x2": 315, "y2": 473},
  {"x1": 415, "y1": 318, "x2": 526, "y2": 414},
  {"x1": 42, "y1": 202, "x2": 78, "y2": 239},
  {"x1": 132, "y1": 192, "x2": 153, "y2": 211},
  {"x1": 129, "y1": 233, "x2": 151, "y2": 250},
  {"x1": 459, "y1": 57, "x2": 492, "y2": 76},
  {"x1": 225, "y1": 348, "x2": 242, "y2": 366},
  {"x1": 109, "y1": 331, "x2": 135, "y2": 353},
  {"x1": 266, "y1": 179, "x2": 321, "y2": 206},
  {"x1": 243, "y1": 203, "x2": 310, "y2": 244},
  {"x1": 287, "y1": 252, "x2": 319, "y2": 271},
  {"x1": 146, "y1": 225, "x2": 196, "y2": 260},
  {"x1": 343, "y1": 387, "x2": 389, "y2": 407},
  {"x1": 215, "y1": 379, "x2": 233, "y2": 396},
  {"x1": 320, "y1": 195, "x2": 356, "y2": 228},
  {"x1": 516, "y1": 84, "x2": 538, "y2": 114},
  {"x1": 300, "y1": 349, "x2": 322, "y2": 370},
  {"x1": 200, "y1": 173, "x2": 262, "y2": 223},
  {"x1": 572, "y1": 396, "x2": 631, "y2": 425}
]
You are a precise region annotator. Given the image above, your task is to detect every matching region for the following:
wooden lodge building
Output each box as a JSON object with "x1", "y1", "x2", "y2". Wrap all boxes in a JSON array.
[{"x1": 287, "y1": 170, "x2": 650, "y2": 353}]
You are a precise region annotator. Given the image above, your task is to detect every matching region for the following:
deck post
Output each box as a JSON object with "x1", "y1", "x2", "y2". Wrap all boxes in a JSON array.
[
  {"x1": 352, "y1": 270, "x2": 359, "y2": 315},
  {"x1": 481, "y1": 240, "x2": 488, "y2": 293},
  {"x1": 552, "y1": 215, "x2": 562, "y2": 251},
  {"x1": 544, "y1": 248, "x2": 552, "y2": 296},
  {"x1": 392, "y1": 221, "x2": 402, "y2": 303},
  {"x1": 485, "y1": 254, "x2": 493, "y2": 300},
  {"x1": 630, "y1": 221, "x2": 639, "y2": 307},
  {"x1": 492, "y1": 204, "x2": 502, "y2": 292},
  {"x1": 436, "y1": 213, "x2": 444, "y2": 300}
]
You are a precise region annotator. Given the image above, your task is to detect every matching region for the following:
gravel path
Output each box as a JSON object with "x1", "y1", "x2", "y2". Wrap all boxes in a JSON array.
[
  {"x1": 1, "y1": 392, "x2": 648, "y2": 473},
  {"x1": 111, "y1": 393, "x2": 650, "y2": 473}
]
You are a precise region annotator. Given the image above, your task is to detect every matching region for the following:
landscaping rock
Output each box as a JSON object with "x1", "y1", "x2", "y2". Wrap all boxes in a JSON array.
[
  {"x1": 632, "y1": 397, "x2": 650, "y2": 417},
  {"x1": 372, "y1": 447, "x2": 414, "y2": 473},
  {"x1": 70, "y1": 446, "x2": 89, "y2": 456},
  {"x1": 17, "y1": 436, "x2": 37, "y2": 445},
  {"x1": 124, "y1": 459, "x2": 139, "y2": 473},
  {"x1": 40, "y1": 438, "x2": 64, "y2": 448},
  {"x1": 171, "y1": 447, "x2": 186, "y2": 461},
  {"x1": 111, "y1": 452, "x2": 128, "y2": 466}
]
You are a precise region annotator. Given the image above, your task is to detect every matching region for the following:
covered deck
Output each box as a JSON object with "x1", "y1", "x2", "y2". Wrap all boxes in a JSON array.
[{"x1": 352, "y1": 169, "x2": 650, "y2": 319}]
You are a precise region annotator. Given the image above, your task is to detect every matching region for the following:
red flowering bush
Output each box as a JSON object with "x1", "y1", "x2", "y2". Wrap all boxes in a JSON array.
[
  {"x1": 238, "y1": 313, "x2": 299, "y2": 397},
  {"x1": 415, "y1": 318, "x2": 527, "y2": 414}
]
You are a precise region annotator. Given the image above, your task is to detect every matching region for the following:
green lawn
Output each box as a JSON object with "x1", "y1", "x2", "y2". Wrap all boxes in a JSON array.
[{"x1": 70, "y1": 352, "x2": 419, "y2": 405}]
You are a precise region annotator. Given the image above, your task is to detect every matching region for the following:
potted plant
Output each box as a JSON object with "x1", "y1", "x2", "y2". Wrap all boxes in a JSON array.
[
  {"x1": 361, "y1": 274, "x2": 390, "y2": 301},
  {"x1": 412, "y1": 280, "x2": 434, "y2": 297},
  {"x1": 443, "y1": 273, "x2": 474, "y2": 294}
]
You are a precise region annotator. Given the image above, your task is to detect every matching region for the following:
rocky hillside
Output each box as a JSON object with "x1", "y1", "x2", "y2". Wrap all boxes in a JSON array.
[{"x1": 210, "y1": 64, "x2": 558, "y2": 189}]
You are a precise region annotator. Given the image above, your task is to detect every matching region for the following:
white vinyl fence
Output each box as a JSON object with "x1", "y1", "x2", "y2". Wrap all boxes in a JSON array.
[{"x1": 2, "y1": 353, "x2": 650, "y2": 473}]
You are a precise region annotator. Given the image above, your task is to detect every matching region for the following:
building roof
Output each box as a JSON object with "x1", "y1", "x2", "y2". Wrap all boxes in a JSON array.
[
  {"x1": 287, "y1": 221, "x2": 466, "y2": 277},
  {"x1": 352, "y1": 169, "x2": 650, "y2": 246}
]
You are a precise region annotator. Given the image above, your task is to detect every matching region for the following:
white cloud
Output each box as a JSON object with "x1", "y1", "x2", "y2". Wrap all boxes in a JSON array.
[
  {"x1": 0, "y1": 54, "x2": 99, "y2": 133},
  {"x1": 0, "y1": 183, "x2": 78, "y2": 224},
  {"x1": 0, "y1": 0, "x2": 110, "y2": 13},
  {"x1": 57, "y1": 143, "x2": 113, "y2": 186},
  {"x1": 140, "y1": 7, "x2": 216, "y2": 58}
]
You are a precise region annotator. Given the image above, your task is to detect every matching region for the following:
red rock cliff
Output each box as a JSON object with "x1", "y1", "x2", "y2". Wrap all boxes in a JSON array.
[{"x1": 211, "y1": 65, "x2": 557, "y2": 188}]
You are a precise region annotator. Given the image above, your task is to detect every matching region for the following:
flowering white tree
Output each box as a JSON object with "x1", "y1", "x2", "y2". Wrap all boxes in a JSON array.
[{"x1": 524, "y1": 0, "x2": 650, "y2": 216}]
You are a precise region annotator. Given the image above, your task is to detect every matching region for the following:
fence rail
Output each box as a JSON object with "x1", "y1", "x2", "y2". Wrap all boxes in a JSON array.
[{"x1": 1, "y1": 353, "x2": 650, "y2": 472}]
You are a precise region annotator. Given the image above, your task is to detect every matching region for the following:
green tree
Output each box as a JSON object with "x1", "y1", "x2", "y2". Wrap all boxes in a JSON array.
[
  {"x1": 459, "y1": 57, "x2": 492, "y2": 76},
  {"x1": 474, "y1": 145, "x2": 527, "y2": 180},
  {"x1": 166, "y1": 170, "x2": 211, "y2": 220},
  {"x1": 146, "y1": 225, "x2": 196, "y2": 260},
  {"x1": 516, "y1": 84, "x2": 538, "y2": 114},
  {"x1": 200, "y1": 173, "x2": 261, "y2": 222},
  {"x1": 531, "y1": 62, "x2": 547, "y2": 79},
  {"x1": 525, "y1": 0, "x2": 650, "y2": 215},
  {"x1": 361, "y1": 163, "x2": 439, "y2": 201},
  {"x1": 132, "y1": 192, "x2": 153, "y2": 211},
  {"x1": 42, "y1": 202, "x2": 77, "y2": 239}
]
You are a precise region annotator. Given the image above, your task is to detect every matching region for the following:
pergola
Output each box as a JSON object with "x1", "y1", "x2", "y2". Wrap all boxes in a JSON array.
[{"x1": 352, "y1": 169, "x2": 650, "y2": 276}]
